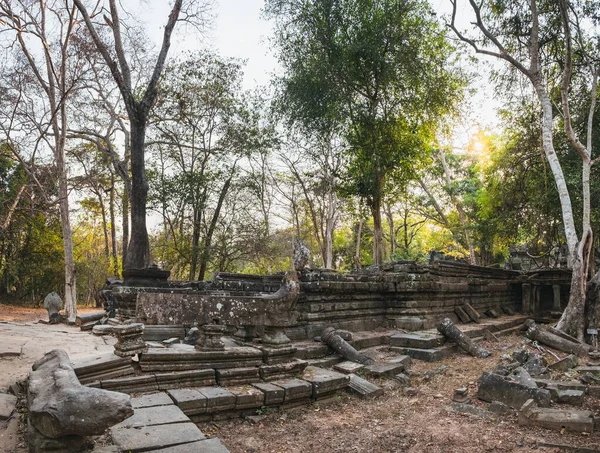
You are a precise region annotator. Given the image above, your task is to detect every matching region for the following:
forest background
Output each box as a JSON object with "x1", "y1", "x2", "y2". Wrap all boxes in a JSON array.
[{"x1": 0, "y1": 0, "x2": 597, "y2": 311}]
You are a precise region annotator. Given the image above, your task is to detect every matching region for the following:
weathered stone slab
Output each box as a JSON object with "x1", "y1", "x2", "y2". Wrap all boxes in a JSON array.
[
  {"x1": 150, "y1": 438, "x2": 231, "y2": 453},
  {"x1": 549, "y1": 354, "x2": 578, "y2": 371},
  {"x1": 101, "y1": 375, "x2": 158, "y2": 394},
  {"x1": 155, "y1": 369, "x2": 215, "y2": 390},
  {"x1": 390, "y1": 344, "x2": 457, "y2": 362},
  {"x1": 0, "y1": 339, "x2": 25, "y2": 357},
  {"x1": 72, "y1": 353, "x2": 134, "y2": 384},
  {"x1": 113, "y1": 404, "x2": 190, "y2": 428},
  {"x1": 449, "y1": 402, "x2": 494, "y2": 419},
  {"x1": 302, "y1": 366, "x2": 350, "y2": 398},
  {"x1": 555, "y1": 389, "x2": 585, "y2": 405},
  {"x1": 533, "y1": 378, "x2": 587, "y2": 392},
  {"x1": 215, "y1": 367, "x2": 260, "y2": 386},
  {"x1": 131, "y1": 392, "x2": 174, "y2": 409},
  {"x1": 388, "y1": 354, "x2": 412, "y2": 366},
  {"x1": 198, "y1": 387, "x2": 236, "y2": 413},
  {"x1": 142, "y1": 325, "x2": 186, "y2": 342},
  {"x1": 259, "y1": 359, "x2": 308, "y2": 381},
  {"x1": 271, "y1": 378, "x2": 313, "y2": 402},
  {"x1": 333, "y1": 361, "x2": 364, "y2": 374},
  {"x1": 477, "y1": 372, "x2": 551, "y2": 408},
  {"x1": 229, "y1": 386, "x2": 265, "y2": 410},
  {"x1": 463, "y1": 304, "x2": 481, "y2": 323},
  {"x1": 347, "y1": 374, "x2": 383, "y2": 399},
  {"x1": 167, "y1": 389, "x2": 207, "y2": 414},
  {"x1": 389, "y1": 332, "x2": 445, "y2": 349},
  {"x1": 111, "y1": 422, "x2": 205, "y2": 452},
  {"x1": 0, "y1": 393, "x2": 17, "y2": 420},
  {"x1": 519, "y1": 400, "x2": 594, "y2": 433},
  {"x1": 251, "y1": 382, "x2": 285, "y2": 406},
  {"x1": 454, "y1": 307, "x2": 470, "y2": 323}
]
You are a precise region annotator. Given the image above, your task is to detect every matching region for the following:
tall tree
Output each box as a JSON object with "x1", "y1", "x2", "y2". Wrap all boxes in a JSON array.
[
  {"x1": 73, "y1": 0, "x2": 208, "y2": 269},
  {"x1": 0, "y1": 0, "x2": 84, "y2": 321},
  {"x1": 266, "y1": 0, "x2": 464, "y2": 265},
  {"x1": 449, "y1": 0, "x2": 599, "y2": 339}
]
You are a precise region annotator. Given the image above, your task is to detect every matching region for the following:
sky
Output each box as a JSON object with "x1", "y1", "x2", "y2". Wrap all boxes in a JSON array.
[{"x1": 139, "y1": 0, "x2": 503, "y2": 142}]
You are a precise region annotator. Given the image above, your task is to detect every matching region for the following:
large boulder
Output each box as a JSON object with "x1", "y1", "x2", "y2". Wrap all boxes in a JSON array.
[
  {"x1": 28, "y1": 349, "x2": 133, "y2": 438},
  {"x1": 43, "y1": 292, "x2": 63, "y2": 324}
]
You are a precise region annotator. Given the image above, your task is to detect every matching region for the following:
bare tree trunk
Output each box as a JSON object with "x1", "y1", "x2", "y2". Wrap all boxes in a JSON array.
[
  {"x1": 198, "y1": 171, "x2": 234, "y2": 281},
  {"x1": 98, "y1": 192, "x2": 110, "y2": 260},
  {"x1": 125, "y1": 120, "x2": 150, "y2": 269},
  {"x1": 371, "y1": 194, "x2": 385, "y2": 265},
  {"x1": 439, "y1": 150, "x2": 476, "y2": 265},
  {"x1": 57, "y1": 146, "x2": 77, "y2": 322},
  {"x1": 324, "y1": 178, "x2": 337, "y2": 269},
  {"x1": 109, "y1": 177, "x2": 119, "y2": 277},
  {"x1": 354, "y1": 219, "x2": 363, "y2": 269}
]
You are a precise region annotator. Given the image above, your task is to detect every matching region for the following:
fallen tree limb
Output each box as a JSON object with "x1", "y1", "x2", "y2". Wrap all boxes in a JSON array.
[{"x1": 437, "y1": 318, "x2": 491, "y2": 358}]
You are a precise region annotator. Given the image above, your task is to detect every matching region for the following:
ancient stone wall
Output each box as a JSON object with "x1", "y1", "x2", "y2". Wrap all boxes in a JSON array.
[
  {"x1": 111, "y1": 261, "x2": 522, "y2": 340},
  {"x1": 293, "y1": 261, "x2": 520, "y2": 339}
]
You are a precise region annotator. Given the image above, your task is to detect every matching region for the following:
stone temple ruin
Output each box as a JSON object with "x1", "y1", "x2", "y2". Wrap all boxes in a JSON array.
[{"x1": 18, "y1": 259, "x2": 600, "y2": 452}]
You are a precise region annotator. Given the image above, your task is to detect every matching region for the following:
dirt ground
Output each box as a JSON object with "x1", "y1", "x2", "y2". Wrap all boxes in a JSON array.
[{"x1": 1, "y1": 304, "x2": 600, "y2": 453}]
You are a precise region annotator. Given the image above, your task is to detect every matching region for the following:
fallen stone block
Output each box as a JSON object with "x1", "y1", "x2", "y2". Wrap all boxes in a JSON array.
[
  {"x1": 449, "y1": 402, "x2": 494, "y2": 419},
  {"x1": 347, "y1": 374, "x2": 383, "y2": 399},
  {"x1": 549, "y1": 354, "x2": 579, "y2": 371},
  {"x1": 0, "y1": 393, "x2": 17, "y2": 420},
  {"x1": 463, "y1": 304, "x2": 481, "y2": 323},
  {"x1": 28, "y1": 349, "x2": 132, "y2": 438},
  {"x1": 477, "y1": 371, "x2": 551, "y2": 408},
  {"x1": 364, "y1": 362, "x2": 405, "y2": 377},
  {"x1": 501, "y1": 305, "x2": 515, "y2": 315},
  {"x1": 484, "y1": 309, "x2": 500, "y2": 319},
  {"x1": 487, "y1": 401, "x2": 511, "y2": 415},
  {"x1": 518, "y1": 399, "x2": 594, "y2": 433},
  {"x1": 389, "y1": 332, "x2": 445, "y2": 349},
  {"x1": 555, "y1": 389, "x2": 585, "y2": 406},
  {"x1": 437, "y1": 318, "x2": 490, "y2": 358},
  {"x1": 454, "y1": 307, "x2": 471, "y2": 323}
]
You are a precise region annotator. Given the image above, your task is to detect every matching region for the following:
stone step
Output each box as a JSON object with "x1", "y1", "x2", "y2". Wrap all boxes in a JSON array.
[
  {"x1": 301, "y1": 366, "x2": 350, "y2": 399},
  {"x1": 389, "y1": 332, "x2": 446, "y2": 349},
  {"x1": 347, "y1": 374, "x2": 383, "y2": 399},
  {"x1": 306, "y1": 355, "x2": 343, "y2": 368},
  {"x1": 113, "y1": 404, "x2": 190, "y2": 429},
  {"x1": 110, "y1": 422, "x2": 206, "y2": 453}
]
